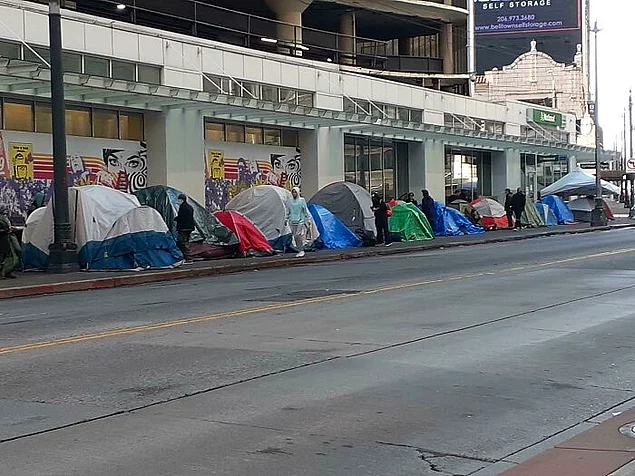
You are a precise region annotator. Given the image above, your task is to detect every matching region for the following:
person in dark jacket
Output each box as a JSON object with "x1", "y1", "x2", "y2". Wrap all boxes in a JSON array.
[
  {"x1": 175, "y1": 194, "x2": 195, "y2": 261},
  {"x1": 420, "y1": 189, "x2": 436, "y2": 226},
  {"x1": 511, "y1": 188, "x2": 526, "y2": 229},
  {"x1": 372, "y1": 194, "x2": 391, "y2": 246},
  {"x1": 504, "y1": 188, "x2": 514, "y2": 228},
  {"x1": 0, "y1": 208, "x2": 16, "y2": 279}
]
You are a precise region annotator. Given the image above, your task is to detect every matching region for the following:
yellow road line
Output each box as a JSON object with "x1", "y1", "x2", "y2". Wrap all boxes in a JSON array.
[{"x1": 2, "y1": 246, "x2": 635, "y2": 356}]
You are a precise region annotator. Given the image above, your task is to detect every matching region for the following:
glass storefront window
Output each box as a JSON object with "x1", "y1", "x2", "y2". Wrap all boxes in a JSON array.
[
  {"x1": 35, "y1": 104, "x2": 52, "y2": 133},
  {"x1": 93, "y1": 109, "x2": 119, "y2": 139},
  {"x1": 383, "y1": 141, "x2": 395, "y2": 200},
  {"x1": 344, "y1": 138, "x2": 356, "y2": 184},
  {"x1": 444, "y1": 147, "x2": 492, "y2": 201},
  {"x1": 282, "y1": 129, "x2": 299, "y2": 148},
  {"x1": 245, "y1": 126, "x2": 263, "y2": 145},
  {"x1": 120, "y1": 112, "x2": 144, "y2": 141},
  {"x1": 226, "y1": 124, "x2": 245, "y2": 143},
  {"x1": 264, "y1": 128, "x2": 281, "y2": 146},
  {"x1": 0, "y1": 41, "x2": 21, "y2": 60},
  {"x1": 138, "y1": 64, "x2": 162, "y2": 84},
  {"x1": 24, "y1": 46, "x2": 50, "y2": 67},
  {"x1": 356, "y1": 139, "x2": 369, "y2": 190},
  {"x1": 84, "y1": 55, "x2": 110, "y2": 77},
  {"x1": 66, "y1": 107, "x2": 91, "y2": 137},
  {"x1": 112, "y1": 60, "x2": 136, "y2": 81},
  {"x1": 205, "y1": 122, "x2": 225, "y2": 142},
  {"x1": 62, "y1": 52, "x2": 82, "y2": 73},
  {"x1": 370, "y1": 139, "x2": 383, "y2": 196},
  {"x1": 4, "y1": 101, "x2": 33, "y2": 132}
]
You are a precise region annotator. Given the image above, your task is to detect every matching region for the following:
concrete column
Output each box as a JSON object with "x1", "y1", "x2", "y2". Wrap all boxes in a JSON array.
[
  {"x1": 264, "y1": 0, "x2": 312, "y2": 44},
  {"x1": 440, "y1": 23, "x2": 455, "y2": 74},
  {"x1": 146, "y1": 108, "x2": 206, "y2": 205},
  {"x1": 339, "y1": 12, "x2": 356, "y2": 65},
  {"x1": 299, "y1": 127, "x2": 344, "y2": 198},
  {"x1": 492, "y1": 149, "x2": 521, "y2": 202},
  {"x1": 398, "y1": 37, "x2": 412, "y2": 56},
  {"x1": 423, "y1": 139, "x2": 446, "y2": 202}
]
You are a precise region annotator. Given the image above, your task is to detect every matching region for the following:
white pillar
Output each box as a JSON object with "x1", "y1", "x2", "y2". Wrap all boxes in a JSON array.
[
  {"x1": 299, "y1": 127, "x2": 344, "y2": 198},
  {"x1": 423, "y1": 139, "x2": 446, "y2": 202},
  {"x1": 146, "y1": 108, "x2": 206, "y2": 205},
  {"x1": 492, "y1": 149, "x2": 521, "y2": 202}
]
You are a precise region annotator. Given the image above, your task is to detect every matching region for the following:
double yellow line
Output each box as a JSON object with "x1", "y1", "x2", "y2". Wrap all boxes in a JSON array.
[{"x1": 2, "y1": 247, "x2": 634, "y2": 356}]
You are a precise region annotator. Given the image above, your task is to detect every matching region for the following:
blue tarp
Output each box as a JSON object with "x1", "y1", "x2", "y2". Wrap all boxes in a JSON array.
[
  {"x1": 535, "y1": 203, "x2": 558, "y2": 226},
  {"x1": 432, "y1": 201, "x2": 485, "y2": 236},
  {"x1": 83, "y1": 230, "x2": 183, "y2": 270},
  {"x1": 308, "y1": 204, "x2": 363, "y2": 249},
  {"x1": 541, "y1": 196, "x2": 575, "y2": 224}
]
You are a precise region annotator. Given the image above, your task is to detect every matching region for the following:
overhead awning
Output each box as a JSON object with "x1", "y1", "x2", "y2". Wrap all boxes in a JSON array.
[{"x1": 0, "y1": 56, "x2": 601, "y2": 159}]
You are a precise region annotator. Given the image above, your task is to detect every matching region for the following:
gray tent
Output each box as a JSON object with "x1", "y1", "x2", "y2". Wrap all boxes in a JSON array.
[{"x1": 309, "y1": 182, "x2": 376, "y2": 234}]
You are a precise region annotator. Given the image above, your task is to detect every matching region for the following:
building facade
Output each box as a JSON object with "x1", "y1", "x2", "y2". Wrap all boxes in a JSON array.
[{"x1": 0, "y1": 0, "x2": 603, "y2": 218}]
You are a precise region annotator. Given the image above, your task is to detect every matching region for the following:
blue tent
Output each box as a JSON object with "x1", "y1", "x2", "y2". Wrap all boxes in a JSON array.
[
  {"x1": 432, "y1": 201, "x2": 485, "y2": 236},
  {"x1": 541, "y1": 195, "x2": 575, "y2": 224},
  {"x1": 535, "y1": 203, "x2": 558, "y2": 226},
  {"x1": 308, "y1": 204, "x2": 362, "y2": 249}
]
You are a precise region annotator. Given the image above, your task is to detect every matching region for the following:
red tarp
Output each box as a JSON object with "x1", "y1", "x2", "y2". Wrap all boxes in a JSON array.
[{"x1": 214, "y1": 211, "x2": 274, "y2": 257}]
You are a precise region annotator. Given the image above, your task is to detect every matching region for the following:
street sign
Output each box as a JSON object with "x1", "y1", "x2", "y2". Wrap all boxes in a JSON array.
[{"x1": 627, "y1": 158, "x2": 635, "y2": 173}]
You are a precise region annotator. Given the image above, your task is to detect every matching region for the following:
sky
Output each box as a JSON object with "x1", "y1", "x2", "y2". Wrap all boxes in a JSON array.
[{"x1": 593, "y1": 0, "x2": 633, "y2": 151}]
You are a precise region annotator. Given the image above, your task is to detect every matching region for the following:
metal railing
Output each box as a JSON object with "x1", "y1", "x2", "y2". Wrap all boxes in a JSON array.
[{"x1": 71, "y1": 0, "x2": 456, "y2": 73}]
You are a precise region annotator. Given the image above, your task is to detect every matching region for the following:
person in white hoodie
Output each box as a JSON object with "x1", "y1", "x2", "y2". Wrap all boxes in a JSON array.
[{"x1": 285, "y1": 187, "x2": 311, "y2": 258}]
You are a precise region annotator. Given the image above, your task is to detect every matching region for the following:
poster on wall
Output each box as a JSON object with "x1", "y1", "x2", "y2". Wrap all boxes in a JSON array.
[
  {"x1": 0, "y1": 132, "x2": 148, "y2": 219},
  {"x1": 204, "y1": 143, "x2": 301, "y2": 211},
  {"x1": 0, "y1": 132, "x2": 9, "y2": 178},
  {"x1": 10, "y1": 143, "x2": 34, "y2": 181}
]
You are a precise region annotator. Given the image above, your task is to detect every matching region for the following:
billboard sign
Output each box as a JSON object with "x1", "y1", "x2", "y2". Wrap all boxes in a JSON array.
[{"x1": 475, "y1": 0, "x2": 581, "y2": 36}]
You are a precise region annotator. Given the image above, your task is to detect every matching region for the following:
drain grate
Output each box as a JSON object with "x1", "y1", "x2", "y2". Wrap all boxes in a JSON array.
[{"x1": 246, "y1": 289, "x2": 360, "y2": 302}]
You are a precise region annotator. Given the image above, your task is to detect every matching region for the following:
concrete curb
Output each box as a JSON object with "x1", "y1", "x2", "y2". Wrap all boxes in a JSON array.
[{"x1": 2, "y1": 223, "x2": 634, "y2": 300}]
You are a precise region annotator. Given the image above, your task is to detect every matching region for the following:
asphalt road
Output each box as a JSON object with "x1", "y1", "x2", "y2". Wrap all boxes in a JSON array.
[{"x1": 3, "y1": 230, "x2": 635, "y2": 475}]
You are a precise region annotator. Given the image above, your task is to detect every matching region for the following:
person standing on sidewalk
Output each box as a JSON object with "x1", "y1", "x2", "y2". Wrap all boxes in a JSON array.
[
  {"x1": 175, "y1": 193, "x2": 195, "y2": 262},
  {"x1": 504, "y1": 188, "x2": 514, "y2": 228},
  {"x1": 420, "y1": 190, "x2": 436, "y2": 227},
  {"x1": 0, "y1": 208, "x2": 16, "y2": 279},
  {"x1": 511, "y1": 188, "x2": 526, "y2": 230},
  {"x1": 285, "y1": 187, "x2": 311, "y2": 258},
  {"x1": 372, "y1": 193, "x2": 391, "y2": 247}
]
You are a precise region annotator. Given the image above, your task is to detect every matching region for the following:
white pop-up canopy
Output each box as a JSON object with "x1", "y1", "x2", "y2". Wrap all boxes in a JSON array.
[{"x1": 540, "y1": 168, "x2": 620, "y2": 197}]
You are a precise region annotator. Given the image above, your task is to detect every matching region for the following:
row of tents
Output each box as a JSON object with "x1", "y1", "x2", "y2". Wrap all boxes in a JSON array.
[{"x1": 20, "y1": 167, "x2": 616, "y2": 272}]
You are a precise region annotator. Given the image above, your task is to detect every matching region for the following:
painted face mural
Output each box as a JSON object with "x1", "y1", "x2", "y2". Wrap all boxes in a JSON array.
[
  {"x1": 102, "y1": 142, "x2": 147, "y2": 193},
  {"x1": 270, "y1": 154, "x2": 301, "y2": 188}
]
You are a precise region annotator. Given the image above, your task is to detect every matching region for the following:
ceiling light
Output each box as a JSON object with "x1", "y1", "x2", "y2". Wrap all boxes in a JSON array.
[
  {"x1": 116, "y1": 4, "x2": 126, "y2": 10},
  {"x1": 260, "y1": 37, "x2": 278, "y2": 44}
]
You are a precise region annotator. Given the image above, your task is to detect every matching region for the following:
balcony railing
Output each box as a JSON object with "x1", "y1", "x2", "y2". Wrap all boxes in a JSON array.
[{"x1": 73, "y1": 0, "x2": 452, "y2": 74}]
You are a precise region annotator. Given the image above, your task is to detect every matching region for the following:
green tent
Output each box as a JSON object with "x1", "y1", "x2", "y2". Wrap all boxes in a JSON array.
[
  {"x1": 389, "y1": 203, "x2": 435, "y2": 242},
  {"x1": 521, "y1": 199, "x2": 546, "y2": 228}
]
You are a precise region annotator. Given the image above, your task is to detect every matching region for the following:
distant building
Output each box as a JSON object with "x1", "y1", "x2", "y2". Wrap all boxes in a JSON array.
[{"x1": 475, "y1": 40, "x2": 596, "y2": 150}]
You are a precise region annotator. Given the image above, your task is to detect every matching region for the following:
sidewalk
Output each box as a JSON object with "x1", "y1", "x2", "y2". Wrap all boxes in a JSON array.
[
  {"x1": 499, "y1": 406, "x2": 635, "y2": 476},
  {"x1": 1, "y1": 221, "x2": 633, "y2": 300}
]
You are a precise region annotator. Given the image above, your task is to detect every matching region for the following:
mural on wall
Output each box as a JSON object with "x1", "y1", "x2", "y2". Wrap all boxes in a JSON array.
[
  {"x1": 0, "y1": 130, "x2": 147, "y2": 219},
  {"x1": 204, "y1": 143, "x2": 302, "y2": 211}
]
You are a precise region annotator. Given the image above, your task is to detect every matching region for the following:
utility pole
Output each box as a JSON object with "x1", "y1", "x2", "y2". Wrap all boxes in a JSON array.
[
  {"x1": 590, "y1": 21, "x2": 607, "y2": 226},
  {"x1": 629, "y1": 90, "x2": 634, "y2": 209},
  {"x1": 48, "y1": 0, "x2": 78, "y2": 273}
]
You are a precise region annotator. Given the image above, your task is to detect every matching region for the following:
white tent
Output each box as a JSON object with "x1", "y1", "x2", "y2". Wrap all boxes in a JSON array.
[
  {"x1": 540, "y1": 168, "x2": 620, "y2": 196},
  {"x1": 22, "y1": 185, "x2": 182, "y2": 270},
  {"x1": 226, "y1": 185, "x2": 319, "y2": 249}
]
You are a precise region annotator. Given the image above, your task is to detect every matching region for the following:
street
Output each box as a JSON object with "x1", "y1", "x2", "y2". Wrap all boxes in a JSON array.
[{"x1": 2, "y1": 230, "x2": 635, "y2": 475}]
